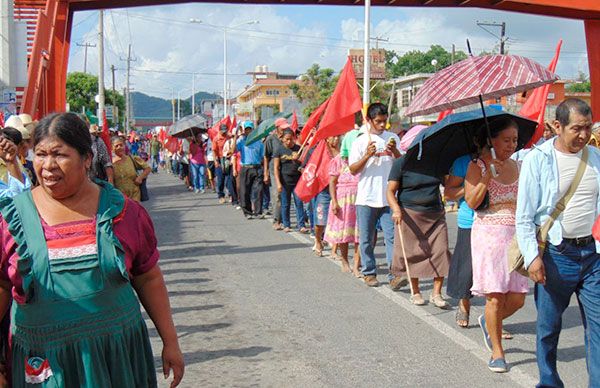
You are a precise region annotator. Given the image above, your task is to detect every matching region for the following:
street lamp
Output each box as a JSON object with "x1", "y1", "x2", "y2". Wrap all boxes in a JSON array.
[{"x1": 190, "y1": 19, "x2": 259, "y2": 119}]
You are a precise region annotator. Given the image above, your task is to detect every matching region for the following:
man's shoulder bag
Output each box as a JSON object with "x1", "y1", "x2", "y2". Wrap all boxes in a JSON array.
[{"x1": 508, "y1": 147, "x2": 589, "y2": 276}]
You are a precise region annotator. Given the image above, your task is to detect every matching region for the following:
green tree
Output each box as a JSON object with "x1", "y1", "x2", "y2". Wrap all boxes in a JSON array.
[
  {"x1": 290, "y1": 64, "x2": 338, "y2": 117},
  {"x1": 66, "y1": 72, "x2": 126, "y2": 126},
  {"x1": 386, "y1": 45, "x2": 467, "y2": 78},
  {"x1": 566, "y1": 71, "x2": 591, "y2": 93}
]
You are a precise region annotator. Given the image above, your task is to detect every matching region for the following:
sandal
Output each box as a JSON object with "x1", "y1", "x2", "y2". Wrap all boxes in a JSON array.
[
  {"x1": 273, "y1": 223, "x2": 284, "y2": 231},
  {"x1": 299, "y1": 227, "x2": 310, "y2": 234},
  {"x1": 456, "y1": 307, "x2": 470, "y2": 328},
  {"x1": 429, "y1": 294, "x2": 451, "y2": 309},
  {"x1": 314, "y1": 248, "x2": 323, "y2": 257},
  {"x1": 502, "y1": 329, "x2": 513, "y2": 340},
  {"x1": 410, "y1": 293, "x2": 426, "y2": 306},
  {"x1": 283, "y1": 227, "x2": 292, "y2": 233}
]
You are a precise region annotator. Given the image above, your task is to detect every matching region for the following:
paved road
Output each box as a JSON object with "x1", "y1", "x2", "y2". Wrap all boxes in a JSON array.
[{"x1": 143, "y1": 173, "x2": 588, "y2": 388}]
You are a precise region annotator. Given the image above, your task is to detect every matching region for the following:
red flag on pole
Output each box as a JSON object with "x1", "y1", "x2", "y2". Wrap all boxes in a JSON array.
[
  {"x1": 520, "y1": 40, "x2": 562, "y2": 148},
  {"x1": 308, "y1": 57, "x2": 362, "y2": 148},
  {"x1": 436, "y1": 109, "x2": 454, "y2": 121},
  {"x1": 300, "y1": 98, "x2": 330, "y2": 144},
  {"x1": 291, "y1": 110, "x2": 299, "y2": 132},
  {"x1": 101, "y1": 110, "x2": 112, "y2": 157},
  {"x1": 294, "y1": 140, "x2": 333, "y2": 202},
  {"x1": 0, "y1": 112, "x2": 4, "y2": 128}
]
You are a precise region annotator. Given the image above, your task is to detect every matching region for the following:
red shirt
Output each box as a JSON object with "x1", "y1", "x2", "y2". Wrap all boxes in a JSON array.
[{"x1": 212, "y1": 133, "x2": 229, "y2": 159}]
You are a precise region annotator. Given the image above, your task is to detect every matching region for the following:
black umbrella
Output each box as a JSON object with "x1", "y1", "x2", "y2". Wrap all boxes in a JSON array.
[
  {"x1": 402, "y1": 107, "x2": 537, "y2": 178},
  {"x1": 169, "y1": 114, "x2": 208, "y2": 139}
]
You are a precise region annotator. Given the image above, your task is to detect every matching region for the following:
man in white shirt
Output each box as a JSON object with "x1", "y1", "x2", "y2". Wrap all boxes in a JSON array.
[
  {"x1": 349, "y1": 103, "x2": 401, "y2": 287},
  {"x1": 516, "y1": 98, "x2": 600, "y2": 388}
]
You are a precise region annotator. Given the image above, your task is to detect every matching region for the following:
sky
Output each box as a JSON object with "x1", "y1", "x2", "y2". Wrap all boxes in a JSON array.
[{"x1": 68, "y1": 3, "x2": 590, "y2": 100}]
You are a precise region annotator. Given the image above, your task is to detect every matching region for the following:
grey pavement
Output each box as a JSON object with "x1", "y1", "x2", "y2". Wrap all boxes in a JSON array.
[{"x1": 143, "y1": 172, "x2": 588, "y2": 388}]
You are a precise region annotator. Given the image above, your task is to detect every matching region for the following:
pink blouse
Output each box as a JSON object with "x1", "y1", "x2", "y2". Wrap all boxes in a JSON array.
[{"x1": 0, "y1": 198, "x2": 160, "y2": 303}]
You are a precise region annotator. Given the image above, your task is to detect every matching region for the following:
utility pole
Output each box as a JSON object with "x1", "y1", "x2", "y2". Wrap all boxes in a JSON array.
[
  {"x1": 451, "y1": 44, "x2": 456, "y2": 64},
  {"x1": 192, "y1": 73, "x2": 196, "y2": 115},
  {"x1": 477, "y1": 21, "x2": 507, "y2": 54},
  {"x1": 77, "y1": 42, "x2": 96, "y2": 73},
  {"x1": 171, "y1": 88, "x2": 176, "y2": 125},
  {"x1": 371, "y1": 36, "x2": 388, "y2": 49},
  {"x1": 121, "y1": 44, "x2": 136, "y2": 133},
  {"x1": 97, "y1": 10, "x2": 105, "y2": 129},
  {"x1": 177, "y1": 91, "x2": 181, "y2": 120},
  {"x1": 110, "y1": 64, "x2": 118, "y2": 124}
]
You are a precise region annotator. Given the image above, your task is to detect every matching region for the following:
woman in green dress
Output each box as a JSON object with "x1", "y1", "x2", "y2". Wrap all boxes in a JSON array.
[
  {"x1": 112, "y1": 136, "x2": 151, "y2": 202},
  {"x1": 0, "y1": 113, "x2": 184, "y2": 387}
]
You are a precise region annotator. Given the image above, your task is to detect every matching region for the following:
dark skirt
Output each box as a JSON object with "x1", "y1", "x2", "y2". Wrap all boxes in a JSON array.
[
  {"x1": 447, "y1": 227, "x2": 473, "y2": 299},
  {"x1": 391, "y1": 207, "x2": 450, "y2": 279}
]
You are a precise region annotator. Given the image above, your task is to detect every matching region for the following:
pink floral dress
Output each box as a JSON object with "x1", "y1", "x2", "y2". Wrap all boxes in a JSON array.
[
  {"x1": 324, "y1": 155, "x2": 359, "y2": 244},
  {"x1": 470, "y1": 160, "x2": 529, "y2": 296}
]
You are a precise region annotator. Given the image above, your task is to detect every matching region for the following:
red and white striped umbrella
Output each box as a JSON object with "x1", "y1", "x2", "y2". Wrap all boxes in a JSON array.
[{"x1": 405, "y1": 55, "x2": 558, "y2": 117}]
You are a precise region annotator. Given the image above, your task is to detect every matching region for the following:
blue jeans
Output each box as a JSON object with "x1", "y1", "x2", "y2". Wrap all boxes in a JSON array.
[
  {"x1": 535, "y1": 241, "x2": 600, "y2": 388},
  {"x1": 215, "y1": 166, "x2": 225, "y2": 198},
  {"x1": 280, "y1": 186, "x2": 306, "y2": 229},
  {"x1": 150, "y1": 154, "x2": 160, "y2": 172},
  {"x1": 190, "y1": 163, "x2": 205, "y2": 190},
  {"x1": 356, "y1": 205, "x2": 395, "y2": 279}
]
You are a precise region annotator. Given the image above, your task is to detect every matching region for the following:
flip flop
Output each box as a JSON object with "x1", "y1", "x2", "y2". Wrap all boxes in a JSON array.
[
  {"x1": 502, "y1": 329, "x2": 513, "y2": 340},
  {"x1": 456, "y1": 308, "x2": 470, "y2": 328}
]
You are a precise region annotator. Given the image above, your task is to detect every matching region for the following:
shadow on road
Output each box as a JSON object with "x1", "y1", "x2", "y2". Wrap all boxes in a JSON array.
[
  {"x1": 168, "y1": 289, "x2": 216, "y2": 296},
  {"x1": 184, "y1": 346, "x2": 272, "y2": 366},
  {"x1": 505, "y1": 306, "x2": 583, "y2": 335},
  {"x1": 161, "y1": 267, "x2": 209, "y2": 275}
]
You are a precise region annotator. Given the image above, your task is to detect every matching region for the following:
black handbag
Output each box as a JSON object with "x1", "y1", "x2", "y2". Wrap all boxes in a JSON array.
[{"x1": 130, "y1": 156, "x2": 149, "y2": 202}]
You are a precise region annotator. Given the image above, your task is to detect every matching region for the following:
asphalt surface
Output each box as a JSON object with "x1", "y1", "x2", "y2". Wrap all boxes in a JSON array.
[{"x1": 143, "y1": 172, "x2": 588, "y2": 388}]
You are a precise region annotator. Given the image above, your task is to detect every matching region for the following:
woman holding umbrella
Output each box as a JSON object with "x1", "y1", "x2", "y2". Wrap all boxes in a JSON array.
[{"x1": 465, "y1": 117, "x2": 529, "y2": 373}]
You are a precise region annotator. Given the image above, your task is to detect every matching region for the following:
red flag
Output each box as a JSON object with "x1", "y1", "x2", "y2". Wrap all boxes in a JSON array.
[
  {"x1": 291, "y1": 110, "x2": 299, "y2": 132},
  {"x1": 437, "y1": 109, "x2": 454, "y2": 121},
  {"x1": 308, "y1": 57, "x2": 362, "y2": 148},
  {"x1": 101, "y1": 110, "x2": 112, "y2": 157},
  {"x1": 0, "y1": 112, "x2": 4, "y2": 128},
  {"x1": 209, "y1": 116, "x2": 231, "y2": 140},
  {"x1": 520, "y1": 40, "x2": 562, "y2": 148},
  {"x1": 300, "y1": 98, "x2": 330, "y2": 144},
  {"x1": 165, "y1": 136, "x2": 179, "y2": 153},
  {"x1": 294, "y1": 140, "x2": 333, "y2": 202},
  {"x1": 230, "y1": 116, "x2": 238, "y2": 134}
]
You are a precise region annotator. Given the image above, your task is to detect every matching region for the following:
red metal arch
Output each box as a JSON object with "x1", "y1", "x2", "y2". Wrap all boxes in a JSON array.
[{"x1": 19, "y1": 0, "x2": 600, "y2": 120}]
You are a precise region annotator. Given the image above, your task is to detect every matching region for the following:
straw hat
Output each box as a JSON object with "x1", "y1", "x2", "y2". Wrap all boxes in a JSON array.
[{"x1": 4, "y1": 115, "x2": 31, "y2": 140}]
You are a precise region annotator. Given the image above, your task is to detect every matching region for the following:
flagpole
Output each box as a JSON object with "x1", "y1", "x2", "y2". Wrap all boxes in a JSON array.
[
  {"x1": 363, "y1": 0, "x2": 371, "y2": 114},
  {"x1": 297, "y1": 127, "x2": 316, "y2": 155}
]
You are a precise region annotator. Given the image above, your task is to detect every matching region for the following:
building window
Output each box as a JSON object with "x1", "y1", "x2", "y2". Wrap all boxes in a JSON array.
[
  {"x1": 401, "y1": 90, "x2": 410, "y2": 107},
  {"x1": 266, "y1": 89, "x2": 280, "y2": 96}
]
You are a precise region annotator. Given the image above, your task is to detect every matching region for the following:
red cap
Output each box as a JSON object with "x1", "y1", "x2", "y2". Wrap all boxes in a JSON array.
[{"x1": 275, "y1": 118, "x2": 290, "y2": 129}]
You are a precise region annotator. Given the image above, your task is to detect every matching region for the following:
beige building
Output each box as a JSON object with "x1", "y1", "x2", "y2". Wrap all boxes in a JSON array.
[{"x1": 236, "y1": 66, "x2": 299, "y2": 121}]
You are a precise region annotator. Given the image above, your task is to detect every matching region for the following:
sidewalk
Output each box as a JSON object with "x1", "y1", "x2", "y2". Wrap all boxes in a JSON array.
[{"x1": 144, "y1": 172, "x2": 588, "y2": 388}]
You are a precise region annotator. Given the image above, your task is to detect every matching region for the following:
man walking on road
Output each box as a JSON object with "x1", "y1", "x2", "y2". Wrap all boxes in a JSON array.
[
  {"x1": 516, "y1": 98, "x2": 600, "y2": 388},
  {"x1": 213, "y1": 124, "x2": 231, "y2": 203},
  {"x1": 234, "y1": 121, "x2": 265, "y2": 219},
  {"x1": 149, "y1": 134, "x2": 162, "y2": 173},
  {"x1": 264, "y1": 118, "x2": 288, "y2": 229},
  {"x1": 349, "y1": 103, "x2": 401, "y2": 287}
]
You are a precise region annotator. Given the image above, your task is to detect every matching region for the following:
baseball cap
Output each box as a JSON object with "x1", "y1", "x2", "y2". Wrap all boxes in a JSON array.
[
  {"x1": 274, "y1": 118, "x2": 290, "y2": 129},
  {"x1": 243, "y1": 121, "x2": 254, "y2": 130}
]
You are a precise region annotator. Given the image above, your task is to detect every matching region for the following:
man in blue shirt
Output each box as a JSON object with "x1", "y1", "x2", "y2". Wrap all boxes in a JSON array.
[
  {"x1": 234, "y1": 121, "x2": 265, "y2": 219},
  {"x1": 516, "y1": 98, "x2": 600, "y2": 388}
]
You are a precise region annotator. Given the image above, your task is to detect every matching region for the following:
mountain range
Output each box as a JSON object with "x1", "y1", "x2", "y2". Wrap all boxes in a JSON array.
[{"x1": 131, "y1": 91, "x2": 221, "y2": 118}]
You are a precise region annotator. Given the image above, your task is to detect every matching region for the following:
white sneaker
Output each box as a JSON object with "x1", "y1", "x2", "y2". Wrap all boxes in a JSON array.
[{"x1": 194, "y1": 189, "x2": 200, "y2": 193}]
